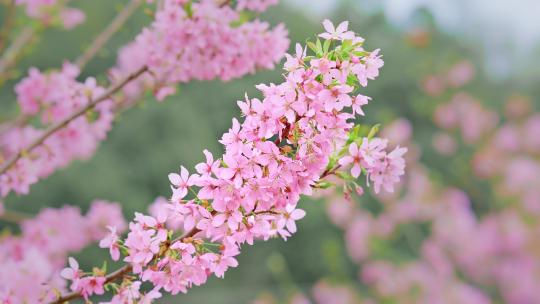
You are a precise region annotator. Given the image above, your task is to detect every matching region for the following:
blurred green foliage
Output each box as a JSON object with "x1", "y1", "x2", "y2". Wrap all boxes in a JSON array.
[{"x1": 0, "y1": 1, "x2": 538, "y2": 303}]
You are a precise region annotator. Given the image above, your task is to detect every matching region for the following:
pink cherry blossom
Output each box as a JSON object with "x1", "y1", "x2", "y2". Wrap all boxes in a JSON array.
[
  {"x1": 318, "y1": 20, "x2": 355, "y2": 41},
  {"x1": 339, "y1": 143, "x2": 363, "y2": 178},
  {"x1": 99, "y1": 226, "x2": 121, "y2": 261},
  {"x1": 281, "y1": 205, "x2": 306, "y2": 233},
  {"x1": 16, "y1": 0, "x2": 86, "y2": 29},
  {"x1": 1, "y1": 0, "x2": 289, "y2": 200},
  {"x1": 351, "y1": 94, "x2": 370, "y2": 116},
  {"x1": 48, "y1": 20, "x2": 404, "y2": 303},
  {"x1": 369, "y1": 145, "x2": 407, "y2": 193},
  {"x1": 60, "y1": 257, "x2": 81, "y2": 282},
  {"x1": 169, "y1": 166, "x2": 196, "y2": 202},
  {"x1": 78, "y1": 276, "x2": 106, "y2": 300}
]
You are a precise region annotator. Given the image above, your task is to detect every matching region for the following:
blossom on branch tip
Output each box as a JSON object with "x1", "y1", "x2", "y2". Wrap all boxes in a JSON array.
[
  {"x1": 55, "y1": 19, "x2": 405, "y2": 303},
  {"x1": 169, "y1": 166, "x2": 196, "y2": 202},
  {"x1": 319, "y1": 20, "x2": 355, "y2": 41}
]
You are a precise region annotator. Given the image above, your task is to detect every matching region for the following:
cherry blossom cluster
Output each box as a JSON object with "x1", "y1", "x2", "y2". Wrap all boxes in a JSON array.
[
  {"x1": 339, "y1": 137, "x2": 406, "y2": 194},
  {"x1": 252, "y1": 105, "x2": 540, "y2": 304},
  {"x1": 360, "y1": 118, "x2": 540, "y2": 304},
  {"x1": 111, "y1": 0, "x2": 289, "y2": 102},
  {"x1": 354, "y1": 171, "x2": 540, "y2": 304},
  {"x1": 470, "y1": 98, "x2": 540, "y2": 214},
  {"x1": 266, "y1": 114, "x2": 540, "y2": 304},
  {"x1": 421, "y1": 60, "x2": 475, "y2": 97},
  {"x1": 0, "y1": 0, "x2": 288, "y2": 201},
  {"x1": 57, "y1": 21, "x2": 406, "y2": 303},
  {"x1": 15, "y1": 0, "x2": 85, "y2": 29},
  {"x1": 0, "y1": 62, "x2": 114, "y2": 198},
  {"x1": 236, "y1": 0, "x2": 279, "y2": 12},
  {"x1": 428, "y1": 68, "x2": 540, "y2": 213},
  {"x1": 433, "y1": 92, "x2": 498, "y2": 144},
  {"x1": 0, "y1": 200, "x2": 126, "y2": 303}
]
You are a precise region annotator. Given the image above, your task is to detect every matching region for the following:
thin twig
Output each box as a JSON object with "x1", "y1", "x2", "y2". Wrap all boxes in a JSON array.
[
  {"x1": 75, "y1": 0, "x2": 143, "y2": 70},
  {"x1": 50, "y1": 227, "x2": 200, "y2": 304},
  {"x1": 0, "y1": 209, "x2": 31, "y2": 223},
  {"x1": 0, "y1": 66, "x2": 148, "y2": 175},
  {"x1": 156, "y1": 0, "x2": 165, "y2": 11},
  {"x1": 0, "y1": 26, "x2": 35, "y2": 76},
  {"x1": 48, "y1": 162, "x2": 345, "y2": 303},
  {"x1": 0, "y1": 115, "x2": 29, "y2": 135},
  {"x1": 218, "y1": 0, "x2": 232, "y2": 8},
  {"x1": 51, "y1": 161, "x2": 342, "y2": 303},
  {"x1": 321, "y1": 164, "x2": 341, "y2": 179},
  {"x1": 0, "y1": 0, "x2": 16, "y2": 55},
  {"x1": 0, "y1": 0, "x2": 142, "y2": 136}
]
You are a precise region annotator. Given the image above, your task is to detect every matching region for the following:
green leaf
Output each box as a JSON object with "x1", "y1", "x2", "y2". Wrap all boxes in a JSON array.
[
  {"x1": 316, "y1": 38, "x2": 323, "y2": 56},
  {"x1": 315, "y1": 180, "x2": 334, "y2": 189},
  {"x1": 101, "y1": 261, "x2": 107, "y2": 273},
  {"x1": 341, "y1": 39, "x2": 352, "y2": 51},
  {"x1": 367, "y1": 124, "x2": 381, "y2": 139},
  {"x1": 184, "y1": 1, "x2": 193, "y2": 18},
  {"x1": 323, "y1": 39, "x2": 331, "y2": 54},
  {"x1": 346, "y1": 74, "x2": 358, "y2": 86},
  {"x1": 347, "y1": 125, "x2": 361, "y2": 144},
  {"x1": 230, "y1": 10, "x2": 253, "y2": 28},
  {"x1": 325, "y1": 156, "x2": 337, "y2": 172},
  {"x1": 336, "y1": 171, "x2": 355, "y2": 181},
  {"x1": 307, "y1": 41, "x2": 318, "y2": 53}
]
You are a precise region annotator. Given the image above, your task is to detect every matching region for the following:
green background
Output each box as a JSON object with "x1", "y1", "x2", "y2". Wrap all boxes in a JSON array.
[{"x1": 1, "y1": 1, "x2": 539, "y2": 303}]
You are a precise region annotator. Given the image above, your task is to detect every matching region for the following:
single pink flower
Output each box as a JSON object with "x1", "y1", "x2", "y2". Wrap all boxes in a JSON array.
[
  {"x1": 282, "y1": 204, "x2": 306, "y2": 233},
  {"x1": 99, "y1": 226, "x2": 121, "y2": 261},
  {"x1": 351, "y1": 94, "x2": 370, "y2": 116},
  {"x1": 169, "y1": 166, "x2": 195, "y2": 201},
  {"x1": 318, "y1": 20, "x2": 354, "y2": 41}
]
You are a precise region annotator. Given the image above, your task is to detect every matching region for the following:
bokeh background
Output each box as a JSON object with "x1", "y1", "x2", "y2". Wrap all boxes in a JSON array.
[{"x1": 1, "y1": 0, "x2": 539, "y2": 303}]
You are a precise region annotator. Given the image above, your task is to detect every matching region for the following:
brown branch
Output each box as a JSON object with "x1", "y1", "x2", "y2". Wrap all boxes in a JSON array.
[
  {"x1": 0, "y1": 66, "x2": 148, "y2": 175},
  {"x1": 0, "y1": 0, "x2": 142, "y2": 137},
  {"x1": 321, "y1": 164, "x2": 341, "y2": 179},
  {"x1": 0, "y1": 26, "x2": 35, "y2": 77},
  {"x1": 0, "y1": 115, "x2": 29, "y2": 135},
  {"x1": 218, "y1": 0, "x2": 232, "y2": 8},
  {"x1": 50, "y1": 227, "x2": 200, "y2": 304},
  {"x1": 75, "y1": 0, "x2": 143, "y2": 70},
  {"x1": 0, "y1": 209, "x2": 31, "y2": 224},
  {"x1": 48, "y1": 147, "x2": 345, "y2": 303},
  {"x1": 0, "y1": 0, "x2": 16, "y2": 55}
]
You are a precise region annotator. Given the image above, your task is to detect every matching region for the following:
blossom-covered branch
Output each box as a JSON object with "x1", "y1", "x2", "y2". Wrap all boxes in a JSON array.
[
  {"x1": 0, "y1": 0, "x2": 141, "y2": 128},
  {"x1": 0, "y1": 0, "x2": 85, "y2": 80},
  {"x1": 49, "y1": 227, "x2": 200, "y2": 304},
  {"x1": 0, "y1": 0, "x2": 288, "y2": 200},
  {"x1": 0, "y1": 65, "x2": 148, "y2": 176},
  {"x1": 53, "y1": 20, "x2": 406, "y2": 303},
  {"x1": 0, "y1": 201, "x2": 126, "y2": 303}
]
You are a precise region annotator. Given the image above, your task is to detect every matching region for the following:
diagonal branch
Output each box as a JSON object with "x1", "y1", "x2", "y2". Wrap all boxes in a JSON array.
[
  {"x1": 0, "y1": 209, "x2": 31, "y2": 224},
  {"x1": 75, "y1": 0, "x2": 143, "y2": 70},
  {"x1": 48, "y1": 165, "x2": 347, "y2": 303},
  {"x1": 0, "y1": 66, "x2": 148, "y2": 175},
  {"x1": 0, "y1": 26, "x2": 35, "y2": 77},
  {"x1": 49, "y1": 227, "x2": 201, "y2": 304},
  {"x1": 0, "y1": 0, "x2": 16, "y2": 55},
  {"x1": 0, "y1": 0, "x2": 143, "y2": 134}
]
